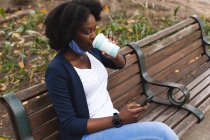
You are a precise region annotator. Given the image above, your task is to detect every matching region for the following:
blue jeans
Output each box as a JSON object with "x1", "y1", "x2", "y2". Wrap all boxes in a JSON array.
[{"x1": 82, "y1": 122, "x2": 179, "y2": 140}]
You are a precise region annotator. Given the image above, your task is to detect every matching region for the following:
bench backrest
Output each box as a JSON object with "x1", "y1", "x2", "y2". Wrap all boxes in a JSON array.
[
  {"x1": 136, "y1": 16, "x2": 210, "y2": 106},
  {"x1": 1, "y1": 15, "x2": 209, "y2": 140}
]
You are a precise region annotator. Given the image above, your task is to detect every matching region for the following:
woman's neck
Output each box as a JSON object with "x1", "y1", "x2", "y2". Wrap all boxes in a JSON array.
[{"x1": 63, "y1": 49, "x2": 87, "y2": 62}]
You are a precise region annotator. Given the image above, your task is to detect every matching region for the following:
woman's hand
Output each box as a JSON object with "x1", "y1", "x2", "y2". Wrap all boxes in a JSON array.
[
  {"x1": 102, "y1": 34, "x2": 119, "y2": 59},
  {"x1": 102, "y1": 34, "x2": 126, "y2": 68},
  {"x1": 107, "y1": 34, "x2": 118, "y2": 45},
  {"x1": 87, "y1": 102, "x2": 149, "y2": 133},
  {"x1": 119, "y1": 102, "x2": 149, "y2": 124}
]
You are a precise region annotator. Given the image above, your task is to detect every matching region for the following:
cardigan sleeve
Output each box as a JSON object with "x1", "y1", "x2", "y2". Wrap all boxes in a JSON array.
[
  {"x1": 90, "y1": 49, "x2": 126, "y2": 69},
  {"x1": 45, "y1": 65, "x2": 89, "y2": 135}
]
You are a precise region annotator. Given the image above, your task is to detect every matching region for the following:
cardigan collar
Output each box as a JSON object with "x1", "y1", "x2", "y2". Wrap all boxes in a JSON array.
[{"x1": 56, "y1": 51, "x2": 90, "y2": 117}]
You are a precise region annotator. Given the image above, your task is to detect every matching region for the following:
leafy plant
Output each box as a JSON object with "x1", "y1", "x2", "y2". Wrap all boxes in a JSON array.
[
  {"x1": 0, "y1": 8, "x2": 6, "y2": 18},
  {"x1": 202, "y1": 17, "x2": 210, "y2": 51},
  {"x1": 174, "y1": 6, "x2": 181, "y2": 17},
  {"x1": 0, "y1": 7, "x2": 56, "y2": 94},
  {"x1": 97, "y1": 14, "x2": 175, "y2": 47}
]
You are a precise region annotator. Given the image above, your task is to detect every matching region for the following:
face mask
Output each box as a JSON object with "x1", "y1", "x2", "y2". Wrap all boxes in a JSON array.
[{"x1": 69, "y1": 40, "x2": 86, "y2": 55}]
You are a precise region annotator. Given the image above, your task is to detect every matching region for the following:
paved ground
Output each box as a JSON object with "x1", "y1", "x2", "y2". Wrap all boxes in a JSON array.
[{"x1": 181, "y1": 110, "x2": 210, "y2": 140}]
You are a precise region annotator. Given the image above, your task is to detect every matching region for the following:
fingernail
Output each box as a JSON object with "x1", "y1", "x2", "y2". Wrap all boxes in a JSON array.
[{"x1": 136, "y1": 104, "x2": 140, "y2": 106}]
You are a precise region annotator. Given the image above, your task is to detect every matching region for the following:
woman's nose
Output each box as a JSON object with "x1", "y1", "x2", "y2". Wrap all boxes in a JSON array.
[{"x1": 90, "y1": 31, "x2": 96, "y2": 40}]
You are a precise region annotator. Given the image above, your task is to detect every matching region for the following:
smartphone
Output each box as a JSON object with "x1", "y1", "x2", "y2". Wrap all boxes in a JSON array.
[{"x1": 141, "y1": 96, "x2": 154, "y2": 106}]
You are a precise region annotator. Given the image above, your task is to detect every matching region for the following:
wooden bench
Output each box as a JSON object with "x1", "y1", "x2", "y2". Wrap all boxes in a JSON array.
[{"x1": 1, "y1": 15, "x2": 210, "y2": 140}]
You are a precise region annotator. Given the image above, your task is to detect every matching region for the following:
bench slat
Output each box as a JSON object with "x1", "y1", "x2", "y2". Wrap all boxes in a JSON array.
[
  {"x1": 108, "y1": 63, "x2": 140, "y2": 90},
  {"x1": 119, "y1": 46, "x2": 133, "y2": 55},
  {"x1": 32, "y1": 118, "x2": 58, "y2": 140},
  {"x1": 143, "y1": 23, "x2": 200, "y2": 56},
  {"x1": 136, "y1": 18, "x2": 195, "y2": 47},
  {"x1": 151, "y1": 55, "x2": 209, "y2": 99},
  {"x1": 24, "y1": 93, "x2": 52, "y2": 115},
  {"x1": 174, "y1": 94, "x2": 210, "y2": 137},
  {"x1": 16, "y1": 83, "x2": 47, "y2": 101},
  {"x1": 144, "y1": 47, "x2": 206, "y2": 99},
  {"x1": 154, "y1": 47, "x2": 204, "y2": 81},
  {"x1": 113, "y1": 84, "x2": 144, "y2": 109},
  {"x1": 109, "y1": 73, "x2": 141, "y2": 101},
  {"x1": 145, "y1": 30, "x2": 201, "y2": 68},
  {"x1": 28, "y1": 106, "x2": 57, "y2": 130},
  {"x1": 43, "y1": 132, "x2": 59, "y2": 140},
  {"x1": 108, "y1": 53, "x2": 138, "y2": 76},
  {"x1": 147, "y1": 39, "x2": 202, "y2": 77}
]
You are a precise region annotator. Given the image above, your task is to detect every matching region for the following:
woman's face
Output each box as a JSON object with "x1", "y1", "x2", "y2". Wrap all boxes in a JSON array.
[{"x1": 74, "y1": 14, "x2": 97, "y2": 51}]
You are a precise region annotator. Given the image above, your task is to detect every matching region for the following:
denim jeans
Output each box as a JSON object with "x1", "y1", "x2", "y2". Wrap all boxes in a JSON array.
[{"x1": 82, "y1": 122, "x2": 179, "y2": 140}]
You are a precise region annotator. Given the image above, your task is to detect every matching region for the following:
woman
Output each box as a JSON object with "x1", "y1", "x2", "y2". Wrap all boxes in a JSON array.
[{"x1": 44, "y1": 0, "x2": 179, "y2": 140}]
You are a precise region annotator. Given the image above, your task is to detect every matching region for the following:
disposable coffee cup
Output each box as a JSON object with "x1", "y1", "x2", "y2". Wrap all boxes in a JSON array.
[{"x1": 92, "y1": 33, "x2": 120, "y2": 57}]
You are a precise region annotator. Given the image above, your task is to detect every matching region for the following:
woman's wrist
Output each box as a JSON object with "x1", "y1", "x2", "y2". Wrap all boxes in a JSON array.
[{"x1": 113, "y1": 53, "x2": 126, "y2": 68}]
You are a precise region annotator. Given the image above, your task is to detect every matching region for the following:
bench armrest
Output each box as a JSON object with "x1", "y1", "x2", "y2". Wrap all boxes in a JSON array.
[
  {"x1": 127, "y1": 42, "x2": 204, "y2": 122},
  {"x1": 145, "y1": 76, "x2": 190, "y2": 107},
  {"x1": 127, "y1": 42, "x2": 190, "y2": 106},
  {"x1": 0, "y1": 92, "x2": 34, "y2": 140}
]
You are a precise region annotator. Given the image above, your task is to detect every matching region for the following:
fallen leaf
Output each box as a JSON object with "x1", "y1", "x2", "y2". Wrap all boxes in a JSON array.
[
  {"x1": 103, "y1": 5, "x2": 110, "y2": 12},
  {"x1": 127, "y1": 28, "x2": 133, "y2": 33},
  {"x1": 0, "y1": 137, "x2": 10, "y2": 140},
  {"x1": 0, "y1": 84, "x2": 6, "y2": 91},
  {"x1": 175, "y1": 70, "x2": 179, "y2": 73},
  {"x1": 11, "y1": 32, "x2": 21, "y2": 39},
  {"x1": 189, "y1": 59, "x2": 195, "y2": 64},
  {"x1": 18, "y1": 61, "x2": 24, "y2": 68},
  {"x1": 23, "y1": 101, "x2": 28, "y2": 105},
  {"x1": 40, "y1": 8, "x2": 47, "y2": 14}
]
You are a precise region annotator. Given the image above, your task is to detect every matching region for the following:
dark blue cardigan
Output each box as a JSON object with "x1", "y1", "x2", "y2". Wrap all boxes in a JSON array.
[{"x1": 45, "y1": 49, "x2": 120, "y2": 140}]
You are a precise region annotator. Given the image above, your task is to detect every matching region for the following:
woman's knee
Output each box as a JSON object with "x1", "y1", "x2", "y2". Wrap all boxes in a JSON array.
[{"x1": 152, "y1": 122, "x2": 179, "y2": 140}]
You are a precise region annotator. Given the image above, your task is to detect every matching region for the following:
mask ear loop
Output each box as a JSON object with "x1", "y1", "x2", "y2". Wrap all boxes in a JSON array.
[{"x1": 69, "y1": 40, "x2": 86, "y2": 55}]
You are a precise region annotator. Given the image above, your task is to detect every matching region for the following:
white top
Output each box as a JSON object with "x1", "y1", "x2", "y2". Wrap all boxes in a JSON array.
[{"x1": 74, "y1": 52, "x2": 118, "y2": 118}]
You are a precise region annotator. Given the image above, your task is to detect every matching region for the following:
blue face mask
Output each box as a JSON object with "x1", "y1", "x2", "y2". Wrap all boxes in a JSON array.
[{"x1": 69, "y1": 40, "x2": 86, "y2": 55}]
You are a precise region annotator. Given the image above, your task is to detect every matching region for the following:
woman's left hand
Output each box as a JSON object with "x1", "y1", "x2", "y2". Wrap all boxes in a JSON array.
[
  {"x1": 102, "y1": 34, "x2": 119, "y2": 59},
  {"x1": 107, "y1": 34, "x2": 118, "y2": 45},
  {"x1": 102, "y1": 34, "x2": 126, "y2": 68}
]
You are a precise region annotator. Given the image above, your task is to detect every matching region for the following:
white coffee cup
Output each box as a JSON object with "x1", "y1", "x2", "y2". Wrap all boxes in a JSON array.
[{"x1": 92, "y1": 33, "x2": 120, "y2": 57}]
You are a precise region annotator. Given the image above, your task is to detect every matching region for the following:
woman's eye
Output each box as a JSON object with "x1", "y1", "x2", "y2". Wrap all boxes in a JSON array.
[
  {"x1": 83, "y1": 30, "x2": 91, "y2": 35},
  {"x1": 83, "y1": 28, "x2": 96, "y2": 35}
]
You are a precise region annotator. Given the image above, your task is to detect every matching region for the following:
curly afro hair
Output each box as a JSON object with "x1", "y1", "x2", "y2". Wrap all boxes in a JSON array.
[{"x1": 44, "y1": 0, "x2": 103, "y2": 51}]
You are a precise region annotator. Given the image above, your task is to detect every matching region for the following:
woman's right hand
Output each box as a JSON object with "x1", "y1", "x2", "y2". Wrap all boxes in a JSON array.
[{"x1": 119, "y1": 102, "x2": 149, "y2": 124}]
